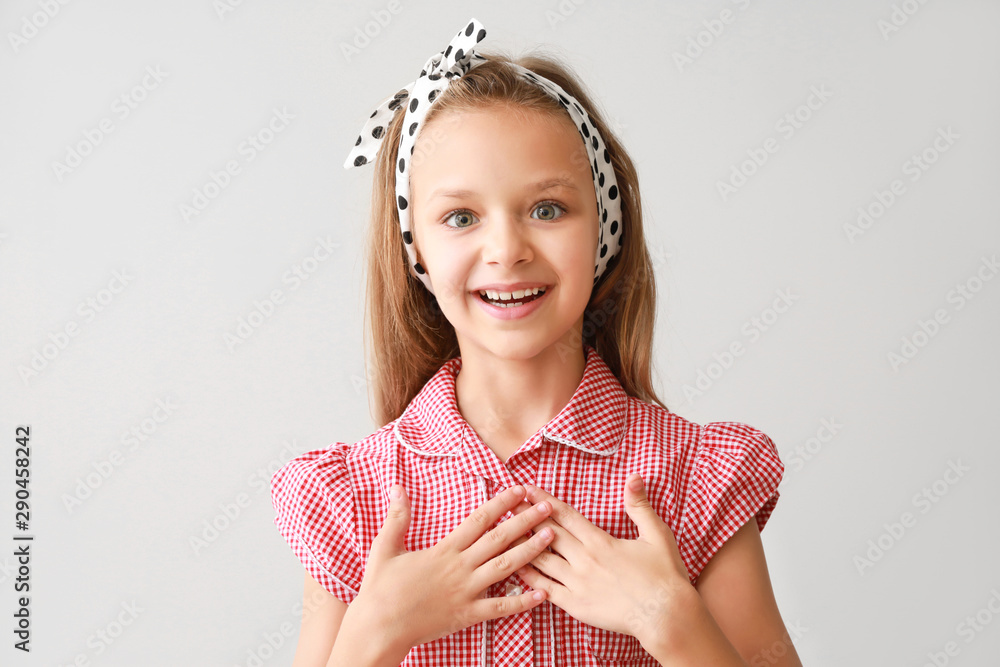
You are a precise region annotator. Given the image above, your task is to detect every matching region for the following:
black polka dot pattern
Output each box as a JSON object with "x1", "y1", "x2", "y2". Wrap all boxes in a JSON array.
[{"x1": 343, "y1": 17, "x2": 622, "y2": 294}]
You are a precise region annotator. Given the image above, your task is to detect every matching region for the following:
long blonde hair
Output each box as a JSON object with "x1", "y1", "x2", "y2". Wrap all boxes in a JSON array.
[{"x1": 362, "y1": 48, "x2": 667, "y2": 427}]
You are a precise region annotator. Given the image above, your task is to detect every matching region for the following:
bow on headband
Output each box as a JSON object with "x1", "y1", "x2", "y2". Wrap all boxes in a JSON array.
[{"x1": 344, "y1": 17, "x2": 622, "y2": 295}]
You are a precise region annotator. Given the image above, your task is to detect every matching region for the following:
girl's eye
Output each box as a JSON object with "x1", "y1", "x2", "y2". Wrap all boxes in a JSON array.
[
  {"x1": 441, "y1": 201, "x2": 566, "y2": 229},
  {"x1": 444, "y1": 210, "x2": 478, "y2": 229},
  {"x1": 532, "y1": 201, "x2": 566, "y2": 221}
]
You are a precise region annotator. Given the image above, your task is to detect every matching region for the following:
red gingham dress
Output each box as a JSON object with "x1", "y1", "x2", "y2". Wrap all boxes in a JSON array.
[{"x1": 270, "y1": 343, "x2": 784, "y2": 666}]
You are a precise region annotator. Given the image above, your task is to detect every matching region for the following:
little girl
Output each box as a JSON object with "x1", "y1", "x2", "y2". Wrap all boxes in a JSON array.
[{"x1": 271, "y1": 17, "x2": 802, "y2": 667}]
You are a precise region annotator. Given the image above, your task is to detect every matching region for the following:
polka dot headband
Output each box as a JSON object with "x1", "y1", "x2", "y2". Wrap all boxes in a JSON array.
[{"x1": 344, "y1": 18, "x2": 623, "y2": 295}]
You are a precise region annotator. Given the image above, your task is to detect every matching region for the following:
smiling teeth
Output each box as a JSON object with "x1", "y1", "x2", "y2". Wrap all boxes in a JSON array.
[{"x1": 479, "y1": 287, "x2": 544, "y2": 301}]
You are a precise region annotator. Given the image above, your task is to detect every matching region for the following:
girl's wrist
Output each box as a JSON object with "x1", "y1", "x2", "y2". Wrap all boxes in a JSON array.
[
  {"x1": 631, "y1": 580, "x2": 694, "y2": 654},
  {"x1": 331, "y1": 595, "x2": 412, "y2": 666},
  {"x1": 639, "y1": 585, "x2": 747, "y2": 666}
]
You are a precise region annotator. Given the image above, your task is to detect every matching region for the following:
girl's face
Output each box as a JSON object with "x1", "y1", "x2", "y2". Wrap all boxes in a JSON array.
[{"x1": 410, "y1": 106, "x2": 599, "y2": 362}]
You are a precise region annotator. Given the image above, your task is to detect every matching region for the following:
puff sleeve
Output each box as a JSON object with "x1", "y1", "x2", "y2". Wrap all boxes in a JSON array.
[
  {"x1": 270, "y1": 443, "x2": 363, "y2": 605},
  {"x1": 677, "y1": 422, "x2": 784, "y2": 586}
]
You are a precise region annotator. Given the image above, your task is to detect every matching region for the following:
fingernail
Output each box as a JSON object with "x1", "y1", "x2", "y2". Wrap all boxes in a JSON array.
[
  {"x1": 533, "y1": 591, "x2": 544, "y2": 600},
  {"x1": 510, "y1": 485, "x2": 524, "y2": 497},
  {"x1": 535, "y1": 501, "x2": 549, "y2": 514}
]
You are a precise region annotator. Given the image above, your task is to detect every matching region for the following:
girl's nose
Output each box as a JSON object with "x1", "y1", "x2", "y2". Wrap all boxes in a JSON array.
[{"x1": 482, "y1": 213, "x2": 533, "y2": 268}]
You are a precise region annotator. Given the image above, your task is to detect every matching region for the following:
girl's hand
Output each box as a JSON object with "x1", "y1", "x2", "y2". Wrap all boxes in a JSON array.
[
  {"x1": 350, "y1": 483, "x2": 556, "y2": 653},
  {"x1": 508, "y1": 475, "x2": 693, "y2": 647}
]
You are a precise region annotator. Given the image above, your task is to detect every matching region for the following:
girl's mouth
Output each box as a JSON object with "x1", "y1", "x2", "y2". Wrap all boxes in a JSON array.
[
  {"x1": 477, "y1": 287, "x2": 546, "y2": 308},
  {"x1": 473, "y1": 286, "x2": 551, "y2": 320}
]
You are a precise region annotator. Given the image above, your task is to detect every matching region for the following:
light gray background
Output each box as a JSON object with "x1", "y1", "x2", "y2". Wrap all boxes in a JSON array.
[{"x1": 1, "y1": 1, "x2": 998, "y2": 665}]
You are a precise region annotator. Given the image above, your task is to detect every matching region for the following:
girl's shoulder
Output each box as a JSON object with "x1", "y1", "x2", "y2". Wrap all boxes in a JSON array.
[
  {"x1": 268, "y1": 439, "x2": 364, "y2": 602},
  {"x1": 267, "y1": 423, "x2": 403, "y2": 604},
  {"x1": 625, "y1": 396, "x2": 782, "y2": 470},
  {"x1": 269, "y1": 421, "x2": 404, "y2": 518},
  {"x1": 272, "y1": 421, "x2": 399, "y2": 479},
  {"x1": 650, "y1": 411, "x2": 784, "y2": 586}
]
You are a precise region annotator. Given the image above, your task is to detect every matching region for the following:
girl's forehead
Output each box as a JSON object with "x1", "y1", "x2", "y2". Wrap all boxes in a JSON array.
[
  {"x1": 415, "y1": 107, "x2": 588, "y2": 171},
  {"x1": 426, "y1": 103, "x2": 575, "y2": 136}
]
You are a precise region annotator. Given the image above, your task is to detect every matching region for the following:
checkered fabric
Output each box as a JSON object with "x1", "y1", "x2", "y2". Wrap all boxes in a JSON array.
[{"x1": 270, "y1": 343, "x2": 784, "y2": 666}]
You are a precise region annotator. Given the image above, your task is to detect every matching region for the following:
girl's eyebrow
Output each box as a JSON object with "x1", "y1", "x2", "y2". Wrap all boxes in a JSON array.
[{"x1": 429, "y1": 176, "x2": 579, "y2": 200}]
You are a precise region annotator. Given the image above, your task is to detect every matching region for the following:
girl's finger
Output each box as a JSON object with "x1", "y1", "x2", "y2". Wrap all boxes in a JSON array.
[
  {"x1": 513, "y1": 491, "x2": 586, "y2": 561},
  {"x1": 510, "y1": 497, "x2": 568, "y2": 540},
  {"x1": 465, "y1": 496, "x2": 553, "y2": 566},
  {"x1": 524, "y1": 539, "x2": 572, "y2": 584},
  {"x1": 471, "y1": 525, "x2": 553, "y2": 592},
  {"x1": 517, "y1": 563, "x2": 564, "y2": 609},
  {"x1": 467, "y1": 583, "x2": 548, "y2": 626},
  {"x1": 511, "y1": 500, "x2": 545, "y2": 536},
  {"x1": 446, "y1": 485, "x2": 529, "y2": 552},
  {"x1": 508, "y1": 508, "x2": 536, "y2": 547},
  {"x1": 523, "y1": 485, "x2": 600, "y2": 546}
]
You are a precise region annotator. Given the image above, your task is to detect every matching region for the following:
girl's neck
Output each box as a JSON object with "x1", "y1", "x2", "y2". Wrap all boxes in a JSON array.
[{"x1": 454, "y1": 339, "x2": 587, "y2": 464}]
